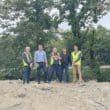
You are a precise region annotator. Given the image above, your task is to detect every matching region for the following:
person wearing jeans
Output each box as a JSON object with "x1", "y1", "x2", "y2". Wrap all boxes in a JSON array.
[
  {"x1": 48, "y1": 48, "x2": 61, "y2": 82},
  {"x1": 34, "y1": 44, "x2": 48, "y2": 84},
  {"x1": 37, "y1": 62, "x2": 47, "y2": 83},
  {"x1": 22, "y1": 46, "x2": 32, "y2": 84},
  {"x1": 60, "y1": 48, "x2": 71, "y2": 82},
  {"x1": 23, "y1": 67, "x2": 31, "y2": 83}
]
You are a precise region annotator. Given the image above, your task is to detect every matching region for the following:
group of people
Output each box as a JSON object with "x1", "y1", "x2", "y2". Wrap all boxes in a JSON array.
[{"x1": 22, "y1": 44, "x2": 83, "y2": 84}]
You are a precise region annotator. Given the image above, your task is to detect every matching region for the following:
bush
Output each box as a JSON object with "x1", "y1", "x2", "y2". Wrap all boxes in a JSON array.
[
  {"x1": 82, "y1": 67, "x2": 96, "y2": 81},
  {"x1": 69, "y1": 66, "x2": 110, "y2": 82},
  {"x1": 99, "y1": 68, "x2": 110, "y2": 82},
  {"x1": 0, "y1": 66, "x2": 110, "y2": 82}
]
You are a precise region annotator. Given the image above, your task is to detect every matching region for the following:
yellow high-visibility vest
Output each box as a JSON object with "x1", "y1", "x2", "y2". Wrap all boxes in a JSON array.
[
  {"x1": 50, "y1": 53, "x2": 61, "y2": 65},
  {"x1": 50, "y1": 58, "x2": 54, "y2": 65},
  {"x1": 71, "y1": 51, "x2": 82, "y2": 65},
  {"x1": 23, "y1": 52, "x2": 32, "y2": 67}
]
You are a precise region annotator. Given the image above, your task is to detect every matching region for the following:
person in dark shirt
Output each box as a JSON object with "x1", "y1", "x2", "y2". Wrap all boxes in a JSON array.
[{"x1": 60, "y1": 48, "x2": 71, "y2": 82}]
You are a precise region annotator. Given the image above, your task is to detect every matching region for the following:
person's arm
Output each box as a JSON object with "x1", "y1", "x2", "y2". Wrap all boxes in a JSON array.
[
  {"x1": 44, "y1": 51, "x2": 48, "y2": 66},
  {"x1": 71, "y1": 53, "x2": 75, "y2": 66},
  {"x1": 29, "y1": 53, "x2": 33, "y2": 68},
  {"x1": 57, "y1": 53, "x2": 61, "y2": 60},
  {"x1": 60, "y1": 53, "x2": 62, "y2": 60},
  {"x1": 68, "y1": 54, "x2": 72, "y2": 65},
  {"x1": 29, "y1": 52, "x2": 33, "y2": 61}
]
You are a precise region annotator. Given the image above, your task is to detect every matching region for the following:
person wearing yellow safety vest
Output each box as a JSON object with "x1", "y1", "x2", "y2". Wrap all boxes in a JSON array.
[
  {"x1": 48, "y1": 48, "x2": 62, "y2": 83},
  {"x1": 22, "y1": 47, "x2": 32, "y2": 84},
  {"x1": 71, "y1": 45, "x2": 83, "y2": 83}
]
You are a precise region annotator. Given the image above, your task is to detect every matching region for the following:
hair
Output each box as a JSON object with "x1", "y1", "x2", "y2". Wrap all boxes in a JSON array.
[
  {"x1": 74, "y1": 44, "x2": 78, "y2": 47},
  {"x1": 74, "y1": 44, "x2": 81, "y2": 50},
  {"x1": 36, "y1": 44, "x2": 43, "y2": 50},
  {"x1": 53, "y1": 47, "x2": 57, "y2": 51},
  {"x1": 38, "y1": 44, "x2": 43, "y2": 47},
  {"x1": 25, "y1": 46, "x2": 30, "y2": 50}
]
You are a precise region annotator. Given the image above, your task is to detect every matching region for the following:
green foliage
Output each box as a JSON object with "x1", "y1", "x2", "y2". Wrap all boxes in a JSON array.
[
  {"x1": 55, "y1": 0, "x2": 110, "y2": 81},
  {"x1": 82, "y1": 67, "x2": 95, "y2": 81},
  {"x1": 57, "y1": 26, "x2": 110, "y2": 81},
  {"x1": 0, "y1": 0, "x2": 55, "y2": 78},
  {"x1": 0, "y1": 0, "x2": 110, "y2": 82},
  {"x1": 55, "y1": 0, "x2": 109, "y2": 38},
  {"x1": 99, "y1": 69, "x2": 110, "y2": 82}
]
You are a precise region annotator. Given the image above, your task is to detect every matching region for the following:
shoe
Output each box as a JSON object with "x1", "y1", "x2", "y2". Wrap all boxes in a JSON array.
[
  {"x1": 27, "y1": 80, "x2": 30, "y2": 84},
  {"x1": 38, "y1": 82, "x2": 40, "y2": 84},
  {"x1": 23, "y1": 79, "x2": 25, "y2": 84}
]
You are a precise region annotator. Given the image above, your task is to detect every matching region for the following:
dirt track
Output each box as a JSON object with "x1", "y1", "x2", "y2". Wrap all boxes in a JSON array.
[{"x1": 0, "y1": 80, "x2": 110, "y2": 110}]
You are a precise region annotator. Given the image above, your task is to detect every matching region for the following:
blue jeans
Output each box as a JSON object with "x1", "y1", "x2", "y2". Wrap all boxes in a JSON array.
[
  {"x1": 23, "y1": 67, "x2": 31, "y2": 83},
  {"x1": 37, "y1": 62, "x2": 47, "y2": 83},
  {"x1": 48, "y1": 64, "x2": 61, "y2": 82},
  {"x1": 61, "y1": 64, "x2": 70, "y2": 82}
]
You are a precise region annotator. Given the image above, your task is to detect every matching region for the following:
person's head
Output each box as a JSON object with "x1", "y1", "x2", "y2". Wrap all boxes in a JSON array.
[
  {"x1": 25, "y1": 46, "x2": 30, "y2": 53},
  {"x1": 38, "y1": 44, "x2": 43, "y2": 51},
  {"x1": 74, "y1": 45, "x2": 79, "y2": 52},
  {"x1": 62, "y1": 47, "x2": 67, "y2": 54},
  {"x1": 53, "y1": 47, "x2": 57, "y2": 53}
]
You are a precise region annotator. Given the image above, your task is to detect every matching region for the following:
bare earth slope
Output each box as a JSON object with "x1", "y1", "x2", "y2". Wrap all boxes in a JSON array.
[{"x1": 0, "y1": 80, "x2": 110, "y2": 110}]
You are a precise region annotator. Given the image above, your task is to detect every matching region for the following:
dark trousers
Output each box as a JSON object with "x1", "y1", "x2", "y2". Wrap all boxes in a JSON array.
[
  {"x1": 37, "y1": 62, "x2": 47, "y2": 83},
  {"x1": 23, "y1": 67, "x2": 31, "y2": 83},
  {"x1": 48, "y1": 64, "x2": 61, "y2": 82},
  {"x1": 61, "y1": 64, "x2": 70, "y2": 82}
]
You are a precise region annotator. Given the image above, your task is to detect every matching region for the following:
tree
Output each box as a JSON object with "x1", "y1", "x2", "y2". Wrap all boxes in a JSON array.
[
  {"x1": 0, "y1": 0, "x2": 55, "y2": 78},
  {"x1": 59, "y1": 26, "x2": 110, "y2": 81},
  {"x1": 54, "y1": 0, "x2": 110, "y2": 81}
]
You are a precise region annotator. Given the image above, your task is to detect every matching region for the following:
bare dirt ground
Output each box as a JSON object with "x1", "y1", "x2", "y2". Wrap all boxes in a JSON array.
[{"x1": 0, "y1": 80, "x2": 110, "y2": 110}]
